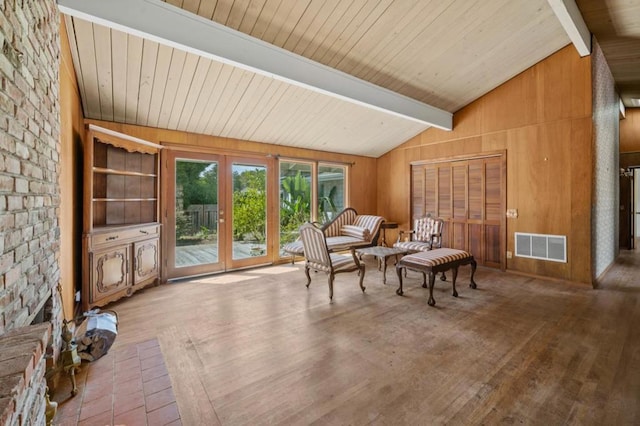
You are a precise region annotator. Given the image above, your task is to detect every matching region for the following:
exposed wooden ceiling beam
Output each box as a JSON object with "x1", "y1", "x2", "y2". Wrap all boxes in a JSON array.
[
  {"x1": 57, "y1": 0, "x2": 453, "y2": 130},
  {"x1": 547, "y1": 0, "x2": 591, "y2": 56}
]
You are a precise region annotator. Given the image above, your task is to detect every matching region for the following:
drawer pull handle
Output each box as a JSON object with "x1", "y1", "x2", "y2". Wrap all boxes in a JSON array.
[
  {"x1": 106, "y1": 236, "x2": 118, "y2": 241},
  {"x1": 140, "y1": 230, "x2": 149, "y2": 235}
]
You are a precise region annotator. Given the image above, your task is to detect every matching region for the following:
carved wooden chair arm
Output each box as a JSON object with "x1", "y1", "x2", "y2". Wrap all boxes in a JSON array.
[{"x1": 397, "y1": 229, "x2": 416, "y2": 242}]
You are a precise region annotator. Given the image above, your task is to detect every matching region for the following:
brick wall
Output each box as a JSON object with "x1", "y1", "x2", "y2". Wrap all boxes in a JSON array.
[
  {"x1": 591, "y1": 38, "x2": 620, "y2": 280},
  {"x1": 0, "y1": 0, "x2": 61, "y2": 331},
  {"x1": 0, "y1": 0, "x2": 62, "y2": 423},
  {"x1": 0, "y1": 323, "x2": 51, "y2": 426}
]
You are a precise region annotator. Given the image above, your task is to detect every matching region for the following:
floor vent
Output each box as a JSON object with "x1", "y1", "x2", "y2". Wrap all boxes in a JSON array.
[{"x1": 515, "y1": 233, "x2": 567, "y2": 263}]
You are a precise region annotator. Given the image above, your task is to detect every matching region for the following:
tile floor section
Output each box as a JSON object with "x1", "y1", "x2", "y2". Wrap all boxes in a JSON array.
[{"x1": 52, "y1": 339, "x2": 181, "y2": 426}]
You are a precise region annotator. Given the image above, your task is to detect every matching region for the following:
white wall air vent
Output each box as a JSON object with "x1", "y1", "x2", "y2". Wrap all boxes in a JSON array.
[{"x1": 515, "y1": 233, "x2": 567, "y2": 263}]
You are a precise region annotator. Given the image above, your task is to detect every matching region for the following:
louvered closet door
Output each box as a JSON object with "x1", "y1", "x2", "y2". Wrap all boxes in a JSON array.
[
  {"x1": 411, "y1": 155, "x2": 505, "y2": 269},
  {"x1": 451, "y1": 162, "x2": 468, "y2": 251},
  {"x1": 468, "y1": 161, "x2": 484, "y2": 264},
  {"x1": 437, "y1": 166, "x2": 452, "y2": 247},
  {"x1": 483, "y1": 159, "x2": 503, "y2": 268},
  {"x1": 411, "y1": 166, "x2": 425, "y2": 220}
]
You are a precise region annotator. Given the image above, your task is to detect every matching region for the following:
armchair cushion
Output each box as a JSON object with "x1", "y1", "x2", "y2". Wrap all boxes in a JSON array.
[{"x1": 394, "y1": 240, "x2": 433, "y2": 253}]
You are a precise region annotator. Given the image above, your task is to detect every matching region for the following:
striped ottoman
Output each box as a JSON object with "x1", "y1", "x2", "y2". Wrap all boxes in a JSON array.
[{"x1": 395, "y1": 248, "x2": 477, "y2": 306}]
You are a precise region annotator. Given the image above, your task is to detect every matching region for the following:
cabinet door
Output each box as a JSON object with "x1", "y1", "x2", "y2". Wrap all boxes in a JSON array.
[
  {"x1": 133, "y1": 238, "x2": 159, "y2": 285},
  {"x1": 90, "y1": 245, "x2": 130, "y2": 303}
]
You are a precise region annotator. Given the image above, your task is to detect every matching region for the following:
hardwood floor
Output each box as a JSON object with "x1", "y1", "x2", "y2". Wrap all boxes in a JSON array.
[{"x1": 103, "y1": 253, "x2": 640, "y2": 425}]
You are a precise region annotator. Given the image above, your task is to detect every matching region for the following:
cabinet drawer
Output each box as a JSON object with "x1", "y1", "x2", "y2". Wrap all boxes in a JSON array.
[{"x1": 91, "y1": 224, "x2": 159, "y2": 246}]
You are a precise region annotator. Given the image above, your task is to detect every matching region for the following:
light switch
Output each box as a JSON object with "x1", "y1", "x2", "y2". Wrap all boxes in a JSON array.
[{"x1": 506, "y1": 209, "x2": 518, "y2": 218}]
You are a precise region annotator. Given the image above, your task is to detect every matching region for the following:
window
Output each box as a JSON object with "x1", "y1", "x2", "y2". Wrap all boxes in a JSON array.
[
  {"x1": 279, "y1": 160, "x2": 348, "y2": 256},
  {"x1": 318, "y1": 164, "x2": 346, "y2": 223}
]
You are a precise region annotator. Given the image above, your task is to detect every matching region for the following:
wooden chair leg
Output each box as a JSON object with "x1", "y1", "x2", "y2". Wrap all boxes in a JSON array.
[
  {"x1": 358, "y1": 265, "x2": 366, "y2": 293},
  {"x1": 305, "y1": 265, "x2": 312, "y2": 288},
  {"x1": 328, "y1": 274, "x2": 334, "y2": 300}
]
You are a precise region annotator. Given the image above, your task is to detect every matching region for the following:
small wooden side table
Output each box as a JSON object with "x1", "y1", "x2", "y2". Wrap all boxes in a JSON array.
[
  {"x1": 356, "y1": 246, "x2": 408, "y2": 284},
  {"x1": 379, "y1": 221, "x2": 398, "y2": 247}
]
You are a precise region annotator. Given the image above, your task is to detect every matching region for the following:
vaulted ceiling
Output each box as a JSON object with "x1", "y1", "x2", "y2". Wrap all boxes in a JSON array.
[
  {"x1": 59, "y1": 0, "x2": 640, "y2": 157},
  {"x1": 577, "y1": 0, "x2": 640, "y2": 107}
]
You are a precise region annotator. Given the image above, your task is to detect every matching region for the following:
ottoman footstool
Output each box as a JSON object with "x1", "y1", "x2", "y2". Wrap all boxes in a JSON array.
[{"x1": 395, "y1": 248, "x2": 477, "y2": 306}]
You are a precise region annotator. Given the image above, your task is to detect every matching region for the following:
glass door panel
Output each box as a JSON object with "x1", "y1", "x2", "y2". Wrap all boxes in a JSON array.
[
  {"x1": 279, "y1": 161, "x2": 312, "y2": 256},
  {"x1": 228, "y1": 159, "x2": 270, "y2": 267},
  {"x1": 165, "y1": 151, "x2": 225, "y2": 279},
  {"x1": 175, "y1": 160, "x2": 219, "y2": 266}
]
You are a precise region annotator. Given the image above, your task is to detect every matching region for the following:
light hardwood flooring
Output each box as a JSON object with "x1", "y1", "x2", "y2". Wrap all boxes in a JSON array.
[{"x1": 104, "y1": 252, "x2": 640, "y2": 425}]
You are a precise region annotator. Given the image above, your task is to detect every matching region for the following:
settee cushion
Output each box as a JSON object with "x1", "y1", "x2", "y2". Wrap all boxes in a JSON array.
[
  {"x1": 283, "y1": 240, "x2": 305, "y2": 255},
  {"x1": 354, "y1": 215, "x2": 384, "y2": 239},
  {"x1": 340, "y1": 225, "x2": 371, "y2": 240}
]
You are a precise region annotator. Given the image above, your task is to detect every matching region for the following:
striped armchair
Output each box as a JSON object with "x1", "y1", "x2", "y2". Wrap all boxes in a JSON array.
[
  {"x1": 394, "y1": 216, "x2": 444, "y2": 253},
  {"x1": 299, "y1": 222, "x2": 365, "y2": 300}
]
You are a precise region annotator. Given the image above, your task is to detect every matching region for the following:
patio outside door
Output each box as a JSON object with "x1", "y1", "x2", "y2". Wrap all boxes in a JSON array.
[
  {"x1": 165, "y1": 150, "x2": 271, "y2": 279},
  {"x1": 165, "y1": 151, "x2": 225, "y2": 279},
  {"x1": 225, "y1": 157, "x2": 270, "y2": 270}
]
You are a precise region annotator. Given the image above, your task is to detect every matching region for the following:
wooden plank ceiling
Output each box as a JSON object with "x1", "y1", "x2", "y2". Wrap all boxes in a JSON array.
[
  {"x1": 63, "y1": 0, "x2": 571, "y2": 157},
  {"x1": 577, "y1": 0, "x2": 640, "y2": 107}
]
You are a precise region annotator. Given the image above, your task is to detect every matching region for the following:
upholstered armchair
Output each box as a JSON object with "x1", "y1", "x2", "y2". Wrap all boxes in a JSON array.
[
  {"x1": 393, "y1": 216, "x2": 444, "y2": 253},
  {"x1": 299, "y1": 222, "x2": 365, "y2": 300}
]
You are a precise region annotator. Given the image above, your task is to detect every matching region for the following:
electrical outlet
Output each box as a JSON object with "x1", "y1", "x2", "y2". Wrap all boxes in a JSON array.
[
  {"x1": 506, "y1": 251, "x2": 512, "y2": 259},
  {"x1": 75, "y1": 291, "x2": 81, "y2": 302}
]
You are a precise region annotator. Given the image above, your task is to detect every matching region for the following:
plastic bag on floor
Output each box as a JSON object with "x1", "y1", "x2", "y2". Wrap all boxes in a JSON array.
[{"x1": 76, "y1": 309, "x2": 118, "y2": 362}]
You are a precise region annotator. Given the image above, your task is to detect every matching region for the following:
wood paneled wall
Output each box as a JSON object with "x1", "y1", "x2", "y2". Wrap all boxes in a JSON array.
[
  {"x1": 620, "y1": 108, "x2": 640, "y2": 153},
  {"x1": 59, "y1": 18, "x2": 85, "y2": 319},
  {"x1": 83, "y1": 120, "x2": 378, "y2": 269},
  {"x1": 83, "y1": 120, "x2": 377, "y2": 216},
  {"x1": 378, "y1": 45, "x2": 594, "y2": 284}
]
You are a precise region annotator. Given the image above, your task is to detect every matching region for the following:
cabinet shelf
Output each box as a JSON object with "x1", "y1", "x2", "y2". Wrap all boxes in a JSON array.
[{"x1": 93, "y1": 167, "x2": 157, "y2": 178}]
